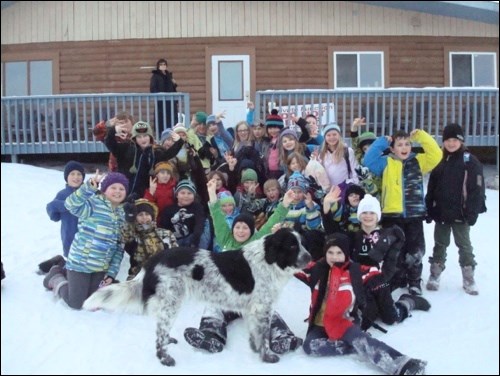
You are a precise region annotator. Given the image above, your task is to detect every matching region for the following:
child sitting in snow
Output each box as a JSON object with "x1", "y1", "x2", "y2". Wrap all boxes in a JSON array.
[
  {"x1": 39, "y1": 161, "x2": 86, "y2": 274},
  {"x1": 122, "y1": 199, "x2": 178, "y2": 280}
]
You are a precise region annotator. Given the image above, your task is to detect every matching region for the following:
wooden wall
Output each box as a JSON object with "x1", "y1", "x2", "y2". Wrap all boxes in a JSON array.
[
  {"x1": 1, "y1": 1, "x2": 498, "y2": 45},
  {"x1": 2, "y1": 35, "x2": 498, "y2": 112}
]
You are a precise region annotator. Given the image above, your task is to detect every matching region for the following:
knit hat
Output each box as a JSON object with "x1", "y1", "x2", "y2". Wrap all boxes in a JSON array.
[
  {"x1": 324, "y1": 232, "x2": 351, "y2": 258},
  {"x1": 345, "y1": 184, "x2": 366, "y2": 202},
  {"x1": 232, "y1": 213, "x2": 255, "y2": 237},
  {"x1": 154, "y1": 161, "x2": 174, "y2": 176},
  {"x1": 206, "y1": 114, "x2": 217, "y2": 125},
  {"x1": 358, "y1": 131, "x2": 376, "y2": 150},
  {"x1": 217, "y1": 191, "x2": 235, "y2": 206},
  {"x1": 241, "y1": 168, "x2": 258, "y2": 183},
  {"x1": 172, "y1": 123, "x2": 188, "y2": 134},
  {"x1": 131, "y1": 121, "x2": 154, "y2": 140},
  {"x1": 279, "y1": 128, "x2": 298, "y2": 143},
  {"x1": 287, "y1": 171, "x2": 309, "y2": 192},
  {"x1": 442, "y1": 123, "x2": 464, "y2": 142},
  {"x1": 322, "y1": 122, "x2": 341, "y2": 136},
  {"x1": 174, "y1": 179, "x2": 196, "y2": 195},
  {"x1": 357, "y1": 194, "x2": 381, "y2": 221},
  {"x1": 100, "y1": 172, "x2": 129, "y2": 194},
  {"x1": 195, "y1": 111, "x2": 208, "y2": 124},
  {"x1": 265, "y1": 109, "x2": 284, "y2": 129},
  {"x1": 134, "y1": 198, "x2": 158, "y2": 219},
  {"x1": 160, "y1": 128, "x2": 173, "y2": 144},
  {"x1": 64, "y1": 160, "x2": 85, "y2": 182}
]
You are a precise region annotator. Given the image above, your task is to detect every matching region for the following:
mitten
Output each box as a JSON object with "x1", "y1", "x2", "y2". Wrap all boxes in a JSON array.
[{"x1": 123, "y1": 202, "x2": 137, "y2": 223}]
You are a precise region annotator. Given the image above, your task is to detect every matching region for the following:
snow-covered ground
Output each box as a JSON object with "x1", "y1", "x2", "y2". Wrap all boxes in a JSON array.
[{"x1": 1, "y1": 162, "x2": 498, "y2": 375}]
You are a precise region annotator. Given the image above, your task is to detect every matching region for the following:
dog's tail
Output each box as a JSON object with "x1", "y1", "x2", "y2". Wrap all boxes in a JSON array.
[{"x1": 83, "y1": 269, "x2": 146, "y2": 315}]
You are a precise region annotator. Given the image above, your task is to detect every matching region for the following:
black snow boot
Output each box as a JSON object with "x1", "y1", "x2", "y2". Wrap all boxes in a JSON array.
[
  {"x1": 398, "y1": 358, "x2": 427, "y2": 375},
  {"x1": 184, "y1": 315, "x2": 228, "y2": 353},
  {"x1": 38, "y1": 255, "x2": 65, "y2": 274},
  {"x1": 270, "y1": 312, "x2": 303, "y2": 354}
]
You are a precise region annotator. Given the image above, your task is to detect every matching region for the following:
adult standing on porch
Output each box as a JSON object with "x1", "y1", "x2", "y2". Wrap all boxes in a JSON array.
[{"x1": 150, "y1": 58, "x2": 178, "y2": 133}]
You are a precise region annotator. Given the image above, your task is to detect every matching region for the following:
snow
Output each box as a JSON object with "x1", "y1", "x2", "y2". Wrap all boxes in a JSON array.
[{"x1": 1, "y1": 162, "x2": 499, "y2": 375}]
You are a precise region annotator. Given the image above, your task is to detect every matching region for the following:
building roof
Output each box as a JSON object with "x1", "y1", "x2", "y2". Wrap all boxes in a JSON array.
[{"x1": 354, "y1": 1, "x2": 499, "y2": 25}]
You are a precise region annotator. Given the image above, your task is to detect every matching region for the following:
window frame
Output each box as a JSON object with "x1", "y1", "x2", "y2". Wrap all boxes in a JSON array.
[
  {"x1": 448, "y1": 51, "x2": 497, "y2": 87},
  {"x1": 1, "y1": 51, "x2": 59, "y2": 96},
  {"x1": 329, "y1": 45, "x2": 389, "y2": 89},
  {"x1": 444, "y1": 46, "x2": 498, "y2": 88}
]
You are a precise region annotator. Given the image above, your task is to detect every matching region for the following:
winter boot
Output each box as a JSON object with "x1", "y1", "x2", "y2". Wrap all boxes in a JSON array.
[
  {"x1": 426, "y1": 261, "x2": 444, "y2": 291},
  {"x1": 184, "y1": 316, "x2": 228, "y2": 353},
  {"x1": 183, "y1": 327, "x2": 225, "y2": 353},
  {"x1": 397, "y1": 294, "x2": 431, "y2": 313},
  {"x1": 461, "y1": 266, "x2": 479, "y2": 295},
  {"x1": 43, "y1": 265, "x2": 68, "y2": 297},
  {"x1": 269, "y1": 312, "x2": 303, "y2": 354},
  {"x1": 408, "y1": 279, "x2": 423, "y2": 296},
  {"x1": 397, "y1": 358, "x2": 427, "y2": 375},
  {"x1": 38, "y1": 255, "x2": 65, "y2": 274}
]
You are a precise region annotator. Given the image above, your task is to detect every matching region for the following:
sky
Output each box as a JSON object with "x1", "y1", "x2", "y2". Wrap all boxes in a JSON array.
[{"x1": 1, "y1": 162, "x2": 499, "y2": 375}]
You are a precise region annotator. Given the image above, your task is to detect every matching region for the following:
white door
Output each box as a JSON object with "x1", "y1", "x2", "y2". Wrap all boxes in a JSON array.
[{"x1": 211, "y1": 55, "x2": 250, "y2": 130}]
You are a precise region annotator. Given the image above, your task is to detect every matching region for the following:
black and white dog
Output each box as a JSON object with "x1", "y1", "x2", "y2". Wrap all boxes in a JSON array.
[{"x1": 83, "y1": 228, "x2": 311, "y2": 366}]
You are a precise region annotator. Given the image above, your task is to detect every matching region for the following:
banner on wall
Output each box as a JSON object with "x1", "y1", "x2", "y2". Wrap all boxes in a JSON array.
[{"x1": 268, "y1": 102, "x2": 336, "y2": 130}]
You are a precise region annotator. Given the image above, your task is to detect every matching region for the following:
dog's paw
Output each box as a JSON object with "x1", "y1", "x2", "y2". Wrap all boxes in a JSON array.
[
  {"x1": 157, "y1": 351, "x2": 175, "y2": 367},
  {"x1": 262, "y1": 352, "x2": 280, "y2": 363},
  {"x1": 249, "y1": 337, "x2": 259, "y2": 353}
]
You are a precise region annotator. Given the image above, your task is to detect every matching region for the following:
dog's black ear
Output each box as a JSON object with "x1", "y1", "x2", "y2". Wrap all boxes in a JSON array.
[{"x1": 264, "y1": 229, "x2": 300, "y2": 270}]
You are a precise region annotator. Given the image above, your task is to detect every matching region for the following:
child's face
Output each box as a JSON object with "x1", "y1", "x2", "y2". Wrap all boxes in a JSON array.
[
  {"x1": 325, "y1": 246, "x2": 345, "y2": 266},
  {"x1": 362, "y1": 144, "x2": 371, "y2": 154},
  {"x1": 103, "y1": 183, "x2": 127, "y2": 205},
  {"x1": 118, "y1": 119, "x2": 133, "y2": 135},
  {"x1": 265, "y1": 186, "x2": 280, "y2": 201},
  {"x1": 156, "y1": 170, "x2": 171, "y2": 184},
  {"x1": 289, "y1": 157, "x2": 301, "y2": 172},
  {"x1": 233, "y1": 222, "x2": 251, "y2": 243},
  {"x1": 243, "y1": 180, "x2": 257, "y2": 192},
  {"x1": 325, "y1": 130, "x2": 340, "y2": 147},
  {"x1": 236, "y1": 126, "x2": 250, "y2": 140},
  {"x1": 176, "y1": 189, "x2": 195, "y2": 206},
  {"x1": 391, "y1": 137, "x2": 412, "y2": 160},
  {"x1": 177, "y1": 131, "x2": 187, "y2": 141},
  {"x1": 443, "y1": 138, "x2": 462, "y2": 153},
  {"x1": 306, "y1": 118, "x2": 319, "y2": 137},
  {"x1": 211, "y1": 175, "x2": 223, "y2": 190},
  {"x1": 136, "y1": 211, "x2": 153, "y2": 225},
  {"x1": 347, "y1": 193, "x2": 361, "y2": 207},
  {"x1": 360, "y1": 212, "x2": 379, "y2": 227},
  {"x1": 267, "y1": 127, "x2": 280, "y2": 138},
  {"x1": 67, "y1": 170, "x2": 84, "y2": 188},
  {"x1": 208, "y1": 123, "x2": 219, "y2": 134},
  {"x1": 252, "y1": 126, "x2": 266, "y2": 139},
  {"x1": 221, "y1": 203, "x2": 235, "y2": 215},
  {"x1": 281, "y1": 135, "x2": 297, "y2": 151},
  {"x1": 291, "y1": 188, "x2": 305, "y2": 203},
  {"x1": 135, "y1": 134, "x2": 152, "y2": 149},
  {"x1": 162, "y1": 137, "x2": 174, "y2": 149}
]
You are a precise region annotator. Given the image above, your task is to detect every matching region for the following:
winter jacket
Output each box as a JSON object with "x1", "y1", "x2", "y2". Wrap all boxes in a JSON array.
[
  {"x1": 150, "y1": 70, "x2": 177, "y2": 93},
  {"x1": 46, "y1": 185, "x2": 79, "y2": 257},
  {"x1": 364, "y1": 130, "x2": 442, "y2": 218},
  {"x1": 426, "y1": 148, "x2": 486, "y2": 226},
  {"x1": 104, "y1": 127, "x2": 183, "y2": 196},
  {"x1": 64, "y1": 182, "x2": 125, "y2": 278},
  {"x1": 159, "y1": 201, "x2": 206, "y2": 247},
  {"x1": 121, "y1": 221, "x2": 178, "y2": 278},
  {"x1": 210, "y1": 200, "x2": 289, "y2": 252},
  {"x1": 298, "y1": 259, "x2": 365, "y2": 340},
  {"x1": 283, "y1": 200, "x2": 322, "y2": 231},
  {"x1": 143, "y1": 178, "x2": 177, "y2": 221}
]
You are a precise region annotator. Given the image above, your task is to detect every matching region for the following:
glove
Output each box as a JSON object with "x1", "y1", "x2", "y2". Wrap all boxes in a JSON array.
[
  {"x1": 123, "y1": 202, "x2": 137, "y2": 223},
  {"x1": 425, "y1": 215, "x2": 433, "y2": 224},
  {"x1": 355, "y1": 165, "x2": 370, "y2": 180}
]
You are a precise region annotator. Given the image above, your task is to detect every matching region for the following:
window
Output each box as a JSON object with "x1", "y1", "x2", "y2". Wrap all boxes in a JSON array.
[
  {"x1": 334, "y1": 52, "x2": 384, "y2": 88},
  {"x1": 2, "y1": 59, "x2": 53, "y2": 96},
  {"x1": 450, "y1": 52, "x2": 496, "y2": 87}
]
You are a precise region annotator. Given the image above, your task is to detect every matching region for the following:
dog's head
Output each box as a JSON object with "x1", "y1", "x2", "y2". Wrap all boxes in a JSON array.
[{"x1": 263, "y1": 228, "x2": 312, "y2": 270}]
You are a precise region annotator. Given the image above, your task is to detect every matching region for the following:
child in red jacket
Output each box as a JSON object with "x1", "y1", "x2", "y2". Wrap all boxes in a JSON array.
[{"x1": 299, "y1": 233, "x2": 427, "y2": 375}]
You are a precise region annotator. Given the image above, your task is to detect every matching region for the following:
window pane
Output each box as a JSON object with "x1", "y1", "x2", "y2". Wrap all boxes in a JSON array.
[
  {"x1": 336, "y1": 54, "x2": 357, "y2": 87},
  {"x1": 360, "y1": 54, "x2": 382, "y2": 87},
  {"x1": 5, "y1": 62, "x2": 27, "y2": 96},
  {"x1": 30, "y1": 61, "x2": 53, "y2": 95},
  {"x1": 452, "y1": 54, "x2": 472, "y2": 87},
  {"x1": 219, "y1": 61, "x2": 243, "y2": 100},
  {"x1": 474, "y1": 54, "x2": 495, "y2": 87}
]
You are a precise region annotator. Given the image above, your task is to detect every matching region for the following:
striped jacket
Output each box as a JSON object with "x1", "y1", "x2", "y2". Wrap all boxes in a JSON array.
[{"x1": 64, "y1": 181, "x2": 125, "y2": 278}]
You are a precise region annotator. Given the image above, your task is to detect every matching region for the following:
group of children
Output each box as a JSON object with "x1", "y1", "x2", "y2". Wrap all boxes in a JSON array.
[{"x1": 38, "y1": 108, "x2": 487, "y2": 374}]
